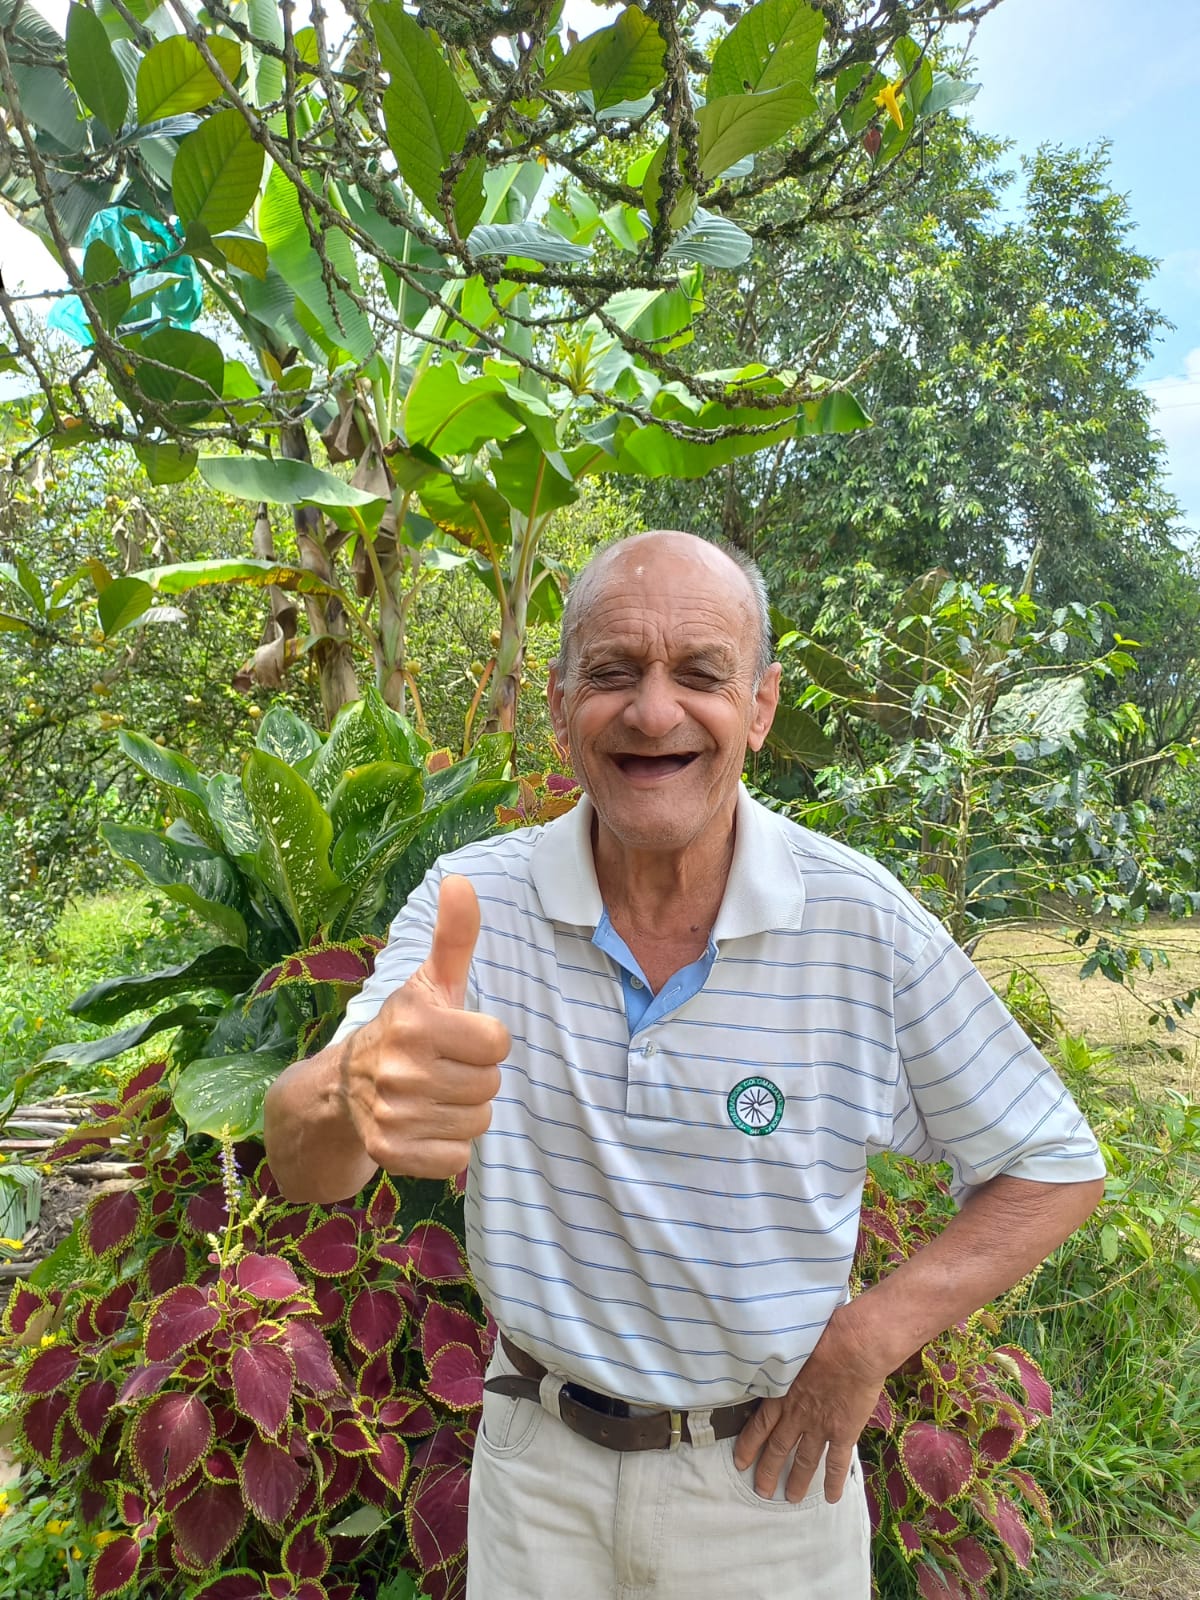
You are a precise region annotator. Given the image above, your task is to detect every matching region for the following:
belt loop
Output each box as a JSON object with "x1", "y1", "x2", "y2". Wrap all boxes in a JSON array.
[
  {"x1": 687, "y1": 1407, "x2": 716, "y2": 1449},
  {"x1": 668, "y1": 1410, "x2": 683, "y2": 1452},
  {"x1": 538, "y1": 1370, "x2": 566, "y2": 1421}
]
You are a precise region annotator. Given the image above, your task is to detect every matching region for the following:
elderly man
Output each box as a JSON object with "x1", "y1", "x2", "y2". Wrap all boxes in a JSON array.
[{"x1": 264, "y1": 532, "x2": 1105, "y2": 1600}]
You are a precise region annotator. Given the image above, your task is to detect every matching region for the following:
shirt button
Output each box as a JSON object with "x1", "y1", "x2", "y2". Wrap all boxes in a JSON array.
[
  {"x1": 643, "y1": 1041, "x2": 656, "y2": 1058},
  {"x1": 630, "y1": 976, "x2": 644, "y2": 990}
]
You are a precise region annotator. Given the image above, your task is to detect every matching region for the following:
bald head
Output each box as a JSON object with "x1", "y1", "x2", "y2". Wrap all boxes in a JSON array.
[{"x1": 557, "y1": 532, "x2": 772, "y2": 690}]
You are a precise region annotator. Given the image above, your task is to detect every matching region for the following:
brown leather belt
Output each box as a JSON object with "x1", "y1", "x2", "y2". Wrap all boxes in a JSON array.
[{"x1": 484, "y1": 1334, "x2": 760, "y2": 1453}]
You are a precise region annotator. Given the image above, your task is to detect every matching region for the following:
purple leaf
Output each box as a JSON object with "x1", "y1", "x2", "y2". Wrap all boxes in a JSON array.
[
  {"x1": 146, "y1": 1285, "x2": 221, "y2": 1363},
  {"x1": 171, "y1": 1477, "x2": 248, "y2": 1569},
  {"x1": 93, "y1": 1281, "x2": 136, "y2": 1337},
  {"x1": 284, "y1": 1319, "x2": 340, "y2": 1396},
  {"x1": 73, "y1": 1378, "x2": 117, "y2": 1445},
  {"x1": 133, "y1": 1392, "x2": 215, "y2": 1494},
  {"x1": 186, "y1": 1575, "x2": 265, "y2": 1600},
  {"x1": 420, "y1": 1301, "x2": 483, "y2": 1364},
  {"x1": 145, "y1": 1242, "x2": 189, "y2": 1297},
  {"x1": 425, "y1": 1343, "x2": 483, "y2": 1411},
  {"x1": 83, "y1": 1189, "x2": 141, "y2": 1257},
  {"x1": 1003, "y1": 1466, "x2": 1053, "y2": 1529},
  {"x1": 915, "y1": 1565, "x2": 968, "y2": 1600},
  {"x1": 329, "y1": 1418, "x2": 374, "y2": 1456},
  {"x1": 949, "y1": 1534, "x2": 995, "y2": 1584},
  {"x1": 348, "y1": 1285, "x2": 406, "y2": 1355},
  {"x1": 232, "y1": 1343, "x2": 295, "y2": 1437},
  {"x1": 406, "y1": 1461, "x2": 470, "y2": 1572},
  {"x1": 296, "y1": 1215, "x2": 359, "y2": 1276},
  {"x1": 994, "y1": 1346, "x2": 1053, "y2": 1416},
  {"x1": 241, "y1": 1433, "x2": 308, "y2": 1525},
  {"x1": 88, "y1": 1534, "x2": 142, "y2": 1598},
  {"x1": 371, "y1": 1432, "x2": 409, "y2": 1491},
  {"x1": 365, "y1": 1177, "x2": 399, "y2": 1232},
  {"x1": 899, "y1": 1521, "x2": 923, "y2": 1555},
  {"x1": 977, "y1": 1421, "x2": 1023, "y2": 1465},
  {"x1": 403, "y1": 1222, "x2": 470, "y2": 1284},
  {"x1": 237, "y1": 1254, "x2": 305, "y2": 1301},
  {"x1": 972, "y1": 1488, "x2": 1034, "y2": 1568},
  {"x1": 899, "y1": 1421, "x2": 976, "y2": 1506},
  {"x1": 21, "y1": 1344, "x2": 79, "y2": 1396},
  {"x1": 118, "y1": 1362, "x2": 176, "y2": 1405},
  {"x1": 4, "y1": 1283, "x2": 48, "y2": 1337},
  {"x1": 867, "y1": 1389, "x2": 896, "y2": 1432},
  {"x1": 281, "y1": 1518, "x2": 331, "y2": 1580},
  {"x1": 20, "y1": 1391, "x2": 69, "y2": 1463}
]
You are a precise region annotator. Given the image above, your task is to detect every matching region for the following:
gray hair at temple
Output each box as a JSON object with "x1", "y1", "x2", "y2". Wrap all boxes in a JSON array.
[{"x1": 556, "y1": 535, "x2": 774, "y2": 691}]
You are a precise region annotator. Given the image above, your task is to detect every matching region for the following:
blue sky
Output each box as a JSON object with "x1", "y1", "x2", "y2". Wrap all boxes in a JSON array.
[
  {"x1": 965, "y1": 0, "x2": 1200, "y2": 529},
  {"x1": 4, "y1": 0, "x2": 1196, "y2": 527}
]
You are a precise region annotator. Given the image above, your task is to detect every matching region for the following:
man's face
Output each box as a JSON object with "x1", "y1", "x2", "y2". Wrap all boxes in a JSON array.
[{"x1": 547, "y1": 540, "x2": 780, "y2": 856}]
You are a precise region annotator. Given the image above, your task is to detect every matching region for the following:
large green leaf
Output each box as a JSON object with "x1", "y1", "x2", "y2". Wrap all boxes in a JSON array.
[
  {"x1": 70, "y1": 946, "x2": 261, "y2": 1026},
  {"x1": 665, "y1": 210, "x2": 753, "y2": 268},
  {"x1": 308, "y1": 693, "x2": 428, "y2": 805},
  {"x1": 791, "y1": 639, "x2": 870, "y2": 701},
  {"x1": 172, "y1": 108, "x2": 264, "y2": 232},
  {"x1": 492, "y1": 435, "x2": 579, "y2": 518},
  {"x1": 329, "y1": 761, "x2": 423, "y2": 840},
  {"x1": 372, "y1": 1, "x2": 485, "y2": 235},
  {"x1": 67, "y1": 4, "x2": 129, "y2": 133},
  {"x1": 175, "y1": 1051, "x2": 290, "y2": 1139},
  {"x1": 386, "y1": 781, "x2": 517, "y2": 911},
  {"x1": 207, "y1": 772, "x2": 259, "y2": 864},
  {"x1": 116, "y1": 730, "x2": 222, "y2": 848},
  {"x1": 199, "y1": 454, "x2": 383, "y2": 510},
  {"x1": 134, "y1": 327, "x2": 224, "y2": 426},
  {"x1": 707, "y1": 0, "x2": 823, "y2": 101},
  {"x1": 101, "y1": 821, "x2": 249, "y2": 947},
  {"x1": 38, "y1": 1004, "x2": 201, "y2": 1069},
  {"x1": 643, "y1": 83, "x2": 813, "y2": 222},
  {"x1": 255, "y1": 705, "x2": 323, "y2": 768},
  {"x1": 766, "y1": 704, "x2": 837, "y2": 768},
  {"x1": 403, "y1": 365, "x2": 524, "y2": 457},
  {"x1": 258, "y1": 162, "x2": 375, "y2": 362},
  {"x1": 97, "y1": 575, "x2": 153, "y2": 635},
  {"x1": 134, "y1": 556, "x2": 345, "y2": 604},
  {"x1": 136, "y1": 34, "x2": 242, "y2": 122},
  {"x1": 465, "y1": 223, "x2": 592, "y2": 264},
  {"x1": 796, "y1": 389, "x2": 873, "y2": 435},
  {"x1": 922, "y1": 73, "x2": 981, "y2": 117},
  {"x1": 543, "y1": 7, "x2": 665, "y2": 109},
  {"x1": 7, "y1": 62, "x2": 84, "y2": 150},
  {"x1": 242, "y1": 750, "x2": 346, "y2": 941},
  {"x1": 134, "y1": 441, "x2": 199, "y2": 485},
  {"x1": 245, "y1": 0, "x2": 285, "y2": 106},
  {"x1": 991, "y1": 675, "x2": 1091, "y2": 749}
]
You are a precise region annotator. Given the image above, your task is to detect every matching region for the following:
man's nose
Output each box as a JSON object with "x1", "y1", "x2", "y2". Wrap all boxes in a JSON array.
[{"x1": 623, "y1": 667, "x2": 685, "y2": 737}]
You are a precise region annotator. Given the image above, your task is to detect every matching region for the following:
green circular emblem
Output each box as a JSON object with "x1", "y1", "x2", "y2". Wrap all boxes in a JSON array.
[{"x1": 727, "y1": 1076, "x2": 785, "y2": 1137}]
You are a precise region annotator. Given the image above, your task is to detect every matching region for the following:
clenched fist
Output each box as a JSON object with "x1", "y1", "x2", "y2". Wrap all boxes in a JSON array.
[{"x1": 341, "y1": 874, "x2": 510, "y2": 1180}]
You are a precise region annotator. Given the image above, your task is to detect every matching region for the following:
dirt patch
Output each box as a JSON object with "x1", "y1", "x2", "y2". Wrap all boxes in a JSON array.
[
  {"x1": 31, "y1": 1169, "x2": 97, "y2": 1257},
  {"x1": 975, "y1": 917, "x2": 1200, "y2": 1098}
]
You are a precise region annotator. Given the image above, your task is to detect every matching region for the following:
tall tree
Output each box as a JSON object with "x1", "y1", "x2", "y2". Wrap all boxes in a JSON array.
[{"x1": 0, "y1": 0, "x2": 983, "y2": 727}]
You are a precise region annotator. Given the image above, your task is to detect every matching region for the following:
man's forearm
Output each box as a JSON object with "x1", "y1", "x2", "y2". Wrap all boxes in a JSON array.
[
  {"x1": 263, "y1": 1037, "x2": 379, "y2": 1204},
  {"x1": 838, "y1": 1173, "x2": 1106, "y2": 1377}
]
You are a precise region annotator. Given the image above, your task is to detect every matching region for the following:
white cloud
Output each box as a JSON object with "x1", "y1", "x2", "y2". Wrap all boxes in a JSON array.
[{"x1": 1145, "y1": 350, "x2": 1200, "y2": 533}]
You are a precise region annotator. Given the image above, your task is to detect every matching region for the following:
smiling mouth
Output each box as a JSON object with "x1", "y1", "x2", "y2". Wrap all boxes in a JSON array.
[{"x1": 613, "y1": 754, "x2": 699, "y2": 779}]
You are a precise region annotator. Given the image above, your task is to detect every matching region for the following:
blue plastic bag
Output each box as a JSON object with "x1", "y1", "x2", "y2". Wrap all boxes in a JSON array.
[{"x1": 47, "y1": 205, "x2": 202, "y2": 346}]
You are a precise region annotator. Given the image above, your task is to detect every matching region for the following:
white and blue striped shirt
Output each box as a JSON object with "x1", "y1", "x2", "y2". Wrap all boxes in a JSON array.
[{"x1": 335, "y1": 786, "x2": 1104, "y2": 1408}]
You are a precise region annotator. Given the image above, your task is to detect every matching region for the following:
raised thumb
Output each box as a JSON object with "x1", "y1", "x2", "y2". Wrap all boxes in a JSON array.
[{"x1": 423, "y1": 874, "x2": 481, "y2": 1009}]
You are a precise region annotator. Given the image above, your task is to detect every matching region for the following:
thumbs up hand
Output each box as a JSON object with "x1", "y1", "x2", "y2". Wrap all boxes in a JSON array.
[{"x1": 343, "y1": 875, "x2": 510, "y2": 1180}]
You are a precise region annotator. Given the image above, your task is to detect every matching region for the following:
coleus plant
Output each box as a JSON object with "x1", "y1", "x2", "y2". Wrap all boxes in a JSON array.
[
  {"x1": 856, "y1": 1157, "x2": 1055, "y2": 1600},
  {"x1": 0, "y1": 1056, "x2": 486, "y2": 1600}
]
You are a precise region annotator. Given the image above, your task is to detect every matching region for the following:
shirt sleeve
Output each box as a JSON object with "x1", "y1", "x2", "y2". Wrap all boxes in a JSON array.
[
  {"x1": 888, "y1": 920, "x2": 1107, "y2": 1200},
  {"x1": 327, "y1": 862, "x2": 457, "y2": 1047}
]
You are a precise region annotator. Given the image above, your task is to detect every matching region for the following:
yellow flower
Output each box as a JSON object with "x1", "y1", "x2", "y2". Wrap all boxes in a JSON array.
[
  {"x1": 0, "y1": 1237, "x2": 23, "y2": 1250},
  {"x1": 46, "y1": 1519, "x2": 68, "y2": 1536},
  {"x1": 874, "y1": 77, "x2": 905, "y2": 130},
  {"x1": 39, "y1": 1331, "x2": 55, "y2": 1346},
  {"x1": 72, "y1": 1546, "x2": 83, "y2": 1560},
  {"x1": 94, "y1": 1531, "x2": 120, "y2": 1547}
]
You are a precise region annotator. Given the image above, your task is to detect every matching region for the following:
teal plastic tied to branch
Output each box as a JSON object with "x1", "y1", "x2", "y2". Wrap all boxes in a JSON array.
[{"x1": 47, "y1": 205, "x2": 202, "y2": 346}]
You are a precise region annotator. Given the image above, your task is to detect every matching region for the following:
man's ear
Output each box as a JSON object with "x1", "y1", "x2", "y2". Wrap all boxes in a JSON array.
[
  {"x1": 747, "y1": 662, "x2": 782, "y2": 753},
  {"x1": 547, "y1": 660, "x2": 569, "y2": 752}
]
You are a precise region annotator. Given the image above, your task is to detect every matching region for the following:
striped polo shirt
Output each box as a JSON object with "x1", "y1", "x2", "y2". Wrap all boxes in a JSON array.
[{"x1": 334, "y1": 785, "x2": 1104, "y2": 1409}]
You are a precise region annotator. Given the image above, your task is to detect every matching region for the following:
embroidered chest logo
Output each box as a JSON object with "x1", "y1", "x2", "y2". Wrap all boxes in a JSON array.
[{"x1": 727, "y1": 1076, "x2": 785, "y2": 1137}]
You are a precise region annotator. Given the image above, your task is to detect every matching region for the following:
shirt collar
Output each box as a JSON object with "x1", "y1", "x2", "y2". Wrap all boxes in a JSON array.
[{"x1": 529, "y1": 782, "x2": 806, "y2": 940}]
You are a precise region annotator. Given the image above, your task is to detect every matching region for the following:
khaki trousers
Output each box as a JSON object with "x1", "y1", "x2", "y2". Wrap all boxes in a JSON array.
[{"x1": 466, "y1": 1341, "x2": 872, "y2": 1600}]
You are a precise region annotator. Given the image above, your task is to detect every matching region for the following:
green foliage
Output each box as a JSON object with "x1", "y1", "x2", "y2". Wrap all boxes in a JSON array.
[
  {"x1": 63, "y1": 692, "x2": 515, "y2": 1136},
  {"x1": 0, "y1": 1472, "x2": 103, "y2": 1598},
  {"x1": 772, "y1": 574, "x2": 1199, "y2": 965},
  {"x1": 1000, "y1": 1035, "x2": 1200, "y2": 1577}
]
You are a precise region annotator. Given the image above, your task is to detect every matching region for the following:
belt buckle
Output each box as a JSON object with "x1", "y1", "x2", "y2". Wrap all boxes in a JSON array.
[{"x1": 668, "y1": 1410, "x2": 683, "y2": 1452}]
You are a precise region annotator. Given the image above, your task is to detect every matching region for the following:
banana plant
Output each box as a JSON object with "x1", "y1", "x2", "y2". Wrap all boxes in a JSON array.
[{"x1": 44, "y1": 692, "x2": 516, "y2": 1139}]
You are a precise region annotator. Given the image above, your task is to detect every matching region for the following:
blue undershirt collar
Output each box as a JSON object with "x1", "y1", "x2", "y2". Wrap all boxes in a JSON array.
[{"x1": 592, "y1": 909, "x2": 717, "y2": 1037}]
